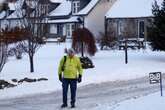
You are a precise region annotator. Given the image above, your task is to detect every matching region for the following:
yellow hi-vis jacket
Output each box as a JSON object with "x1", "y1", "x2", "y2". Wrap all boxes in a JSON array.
[{"x1": 58, "y1": 55, "x2": 83, "y2": 79}]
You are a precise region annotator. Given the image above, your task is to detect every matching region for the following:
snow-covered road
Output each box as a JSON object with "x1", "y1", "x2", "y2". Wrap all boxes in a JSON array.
[{"x1": 0, "y1": 75, "x2": 164, "y2": 110}]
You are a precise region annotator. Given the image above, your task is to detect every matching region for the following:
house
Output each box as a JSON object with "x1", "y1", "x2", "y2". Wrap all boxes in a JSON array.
[
  {"x1": 5, "y1": 0, "x2": 25, "y2": 28},
  {"x1": 0, "y1": 1, "x2": 13, "y2": 29},
  {"x1": 47, "y1": 0, "x2": 74, "y2": 39},
  {"x1": 74, "y1": 0, "x2": 117, "y2": 39},
  {"x1": 0, "y1": 10, "x2": 6, "y2": 29},
  {"x1": 1, "y1": 0, "x2": 118, "y2": 40},
  {"x1": 0, "y1": 0, "x2": 58, "y2": 30},
  {"x1": 47, "y1": 0, "x2": 117, "y2": 39},
  {"x1": 105, "y1": 0, "x2": 163, "y2": 43}
]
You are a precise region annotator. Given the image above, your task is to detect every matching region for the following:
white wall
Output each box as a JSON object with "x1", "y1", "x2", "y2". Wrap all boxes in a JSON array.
[
  {"x1": 50, "y1": 24, "x2": 57, "y2": 34},
  {"x1": 63, "y1": 24, "x2": 66, "y2": 36},
  {"x1": 0, "y1": 19, "x2": 9, "y2": 29},
  {"x1": 85, "y1": 0, "x2": 117, "y2": 38}
]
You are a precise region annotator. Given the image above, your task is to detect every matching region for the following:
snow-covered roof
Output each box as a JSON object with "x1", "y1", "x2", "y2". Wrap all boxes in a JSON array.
[
  {"x1": 48, "y1": 16, "x2": 78, "y2": 23},
  {"x1": 8, "y1": 0, "x2": 36, "y2": 11},
  {"x1": 7, "y1": 0, "x2": 25, "y2": 19},
  {"x1": 25, "y1": 0, "x2": 37, "y2": 9},
  {"x1": 0, "y1": 10, "x2": 6, "y2": 19},
  {"x1": 106, "y1": 0, "x2": 163, "y2": 18},
  {"x1": 76, "y1": 0, "x2": 99, "y2": 15},
  {"x1": 50, "y1": 0, "x2": 64, "y2": 3},
  {"x1": 49, "y1": 0, "x2": 71, "y2": 17},
  {"x1": 7, "y1": 10, "x2": 25, "y2": 19},
  {"x1": 8, "y1": 2, "x2": 16, "y2": 10}
]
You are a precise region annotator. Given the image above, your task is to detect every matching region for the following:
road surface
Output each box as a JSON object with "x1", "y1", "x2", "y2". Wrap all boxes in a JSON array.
[{"x1": 0, "y1": 75, "x2": 164, "y2": 110}]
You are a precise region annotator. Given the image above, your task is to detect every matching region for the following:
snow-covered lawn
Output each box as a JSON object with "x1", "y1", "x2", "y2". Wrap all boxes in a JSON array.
[
  {"x1": 0, "y1": 42, "x2": 165, "y2": 103},
  {"x1": 110, "y1": 92, "x2": 165, "y2": 110}
]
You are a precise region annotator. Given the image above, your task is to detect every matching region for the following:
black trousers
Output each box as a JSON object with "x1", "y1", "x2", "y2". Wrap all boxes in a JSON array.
[{"x1": 62, "y1": 78, "x2": 77, "y2": 105}]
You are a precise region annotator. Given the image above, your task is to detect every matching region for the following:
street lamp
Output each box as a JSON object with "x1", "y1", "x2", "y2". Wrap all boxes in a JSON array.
[{"x1": 77, "y1": 16, "x2": 84, "y2": 57}]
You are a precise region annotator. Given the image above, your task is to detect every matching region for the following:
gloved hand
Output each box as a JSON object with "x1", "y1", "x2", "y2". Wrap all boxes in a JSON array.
[
  {"x1": 77, "y1": 74, "x2": 82, "y2": 83},
  {"x1": 59, "y1": 74, "x2": 62, "y2": 82}
]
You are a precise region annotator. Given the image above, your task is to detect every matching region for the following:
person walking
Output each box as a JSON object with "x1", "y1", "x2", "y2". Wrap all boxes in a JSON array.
[{"x1": 58, "y1": 48, "x2": 83, "y2": 108}]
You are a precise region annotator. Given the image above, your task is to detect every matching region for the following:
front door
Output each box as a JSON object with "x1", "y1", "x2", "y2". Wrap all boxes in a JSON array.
[
  {"x1": 57, "y1": 24, "x2": 63, "y2": 36},
  {"x1": 138, "y1": 21, "x2": 145, "y2": 38},
  {"x1": 66, "y1": 23, "x2": 75, "y2": 38}
]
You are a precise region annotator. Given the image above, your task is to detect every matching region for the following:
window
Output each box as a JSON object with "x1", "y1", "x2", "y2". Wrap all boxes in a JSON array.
[
  {"x1": 57, "y1": 24, "x2": 63, "y2": 36},
  {"x1": 66, "y1": 24, "x2": 70, "y2": 36},
  {"x1": 72, "y1": 1, "x2": 80, "y2": 14},
  {"x1": 118, "y1": 21, "x2": 122, "y2": 36},
  {"x1": 66, "y1": 23, "x2": 75, "y2": 38},
  {"x1": 138, "y1": 20, "x2": 145, "y2": 38},
  {"x1": 38, "y1": 4, "x2": 49, "y2": 16},
  {"x1": 50, "y1": 24, "x2": 57, "y2": 34}
]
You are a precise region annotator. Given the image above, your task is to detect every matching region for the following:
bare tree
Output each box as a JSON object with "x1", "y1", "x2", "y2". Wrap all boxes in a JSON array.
[
  {"x1": 14, "y1": 0, "x2": 48, "y2": 72},
  {"x1": 0, "y1": 42, "x2": 7, "y2": 72},
  {"x1": 0, "y1": 26, "x2": 28, "y2": 73}
]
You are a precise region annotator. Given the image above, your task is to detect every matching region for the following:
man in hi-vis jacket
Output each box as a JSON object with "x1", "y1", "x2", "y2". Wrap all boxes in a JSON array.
[{"x1": 58, "y1": 48, "x2": 83, "y2": 108}]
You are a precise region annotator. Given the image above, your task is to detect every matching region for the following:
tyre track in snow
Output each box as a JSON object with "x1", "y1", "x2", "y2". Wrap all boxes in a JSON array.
[{"x1": 0, "y1": 75, "x2": 165, "y2": 110}]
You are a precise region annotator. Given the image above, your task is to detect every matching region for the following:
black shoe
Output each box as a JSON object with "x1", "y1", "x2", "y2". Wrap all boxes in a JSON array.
[
  {"x1": 71, "y1": 104, "x2": 75, "y2": 108},
  {"x1": 61, "y1": 104, "x2": 67, "y2": 108}
]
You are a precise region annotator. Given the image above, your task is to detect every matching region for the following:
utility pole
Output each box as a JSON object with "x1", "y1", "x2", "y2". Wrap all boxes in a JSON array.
[
  {"x1": 124, "y1": 31, "x2": 128, "y2": 64},
  {"x1": 77, "y1": 16, "x2": 84, "y2": 57},
  {"x1": 125, "y1": 37, "x2": 128, "y2": 64}
]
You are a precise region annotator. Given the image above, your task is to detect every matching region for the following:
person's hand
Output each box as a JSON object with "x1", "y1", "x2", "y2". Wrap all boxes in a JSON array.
[
  {"x1": 59, "y1": 74, "x2": 62, "y2": 82},
  {"x1": 77, "y1": 74, "x2": 82, "y2": 83}
]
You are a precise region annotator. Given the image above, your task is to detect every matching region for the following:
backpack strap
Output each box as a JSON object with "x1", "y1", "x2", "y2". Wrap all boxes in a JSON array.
[{"x1": 62, "y1": 56, "x2": 67, "y2": 71}]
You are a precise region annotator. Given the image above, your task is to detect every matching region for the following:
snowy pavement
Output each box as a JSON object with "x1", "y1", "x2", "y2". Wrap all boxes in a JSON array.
[{"x1": 0, "y1": 75, "x2": 164, "y2": 110}]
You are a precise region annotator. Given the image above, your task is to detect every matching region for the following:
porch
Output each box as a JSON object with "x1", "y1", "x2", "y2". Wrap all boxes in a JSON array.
[{"x1": 118, "y1": 38, "x2": 145, "y2": 50}]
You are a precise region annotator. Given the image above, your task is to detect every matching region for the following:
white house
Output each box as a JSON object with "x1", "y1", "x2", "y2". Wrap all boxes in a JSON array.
[
  {"x1": 47, "y1": 0, "x2": 77, "y2": 39},
  {"x1": 75, "y1": 0, "x2": 116, "y2": 39},
  {"x1": 47, "y1": 0, "x2": 117, "y2": 39},
  {"x1": 0, "y1": 0, "x2": 58, "y2": 31}
]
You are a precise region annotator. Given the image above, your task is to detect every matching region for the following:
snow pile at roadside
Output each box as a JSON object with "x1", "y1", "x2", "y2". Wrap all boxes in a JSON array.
[
  {"x1": 88, "y1": 91, "x2": 165, "y2": 110},
  {"x1": 111, "y1": 92, "x2": 165, "y2": 110}
]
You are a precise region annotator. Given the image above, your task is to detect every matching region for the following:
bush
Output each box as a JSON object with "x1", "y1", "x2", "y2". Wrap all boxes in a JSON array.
[
  {"x1": 98, "y1": 32, "x2": 118, "y2": 50},
  {"x1": 149, "y1": 0, "x2": 165, "y2": 51},
  {"x1": 8, "y1": 42, "x2": 27, "y2": 59},
  {"x1": 72, "y1": 28, "x2": 97, "y2": 56}
]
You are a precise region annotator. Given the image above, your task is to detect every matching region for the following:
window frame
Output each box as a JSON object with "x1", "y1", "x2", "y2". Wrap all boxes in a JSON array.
[{"x1": 72, "y1": 0, "x2": 80, "y2": 14}]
